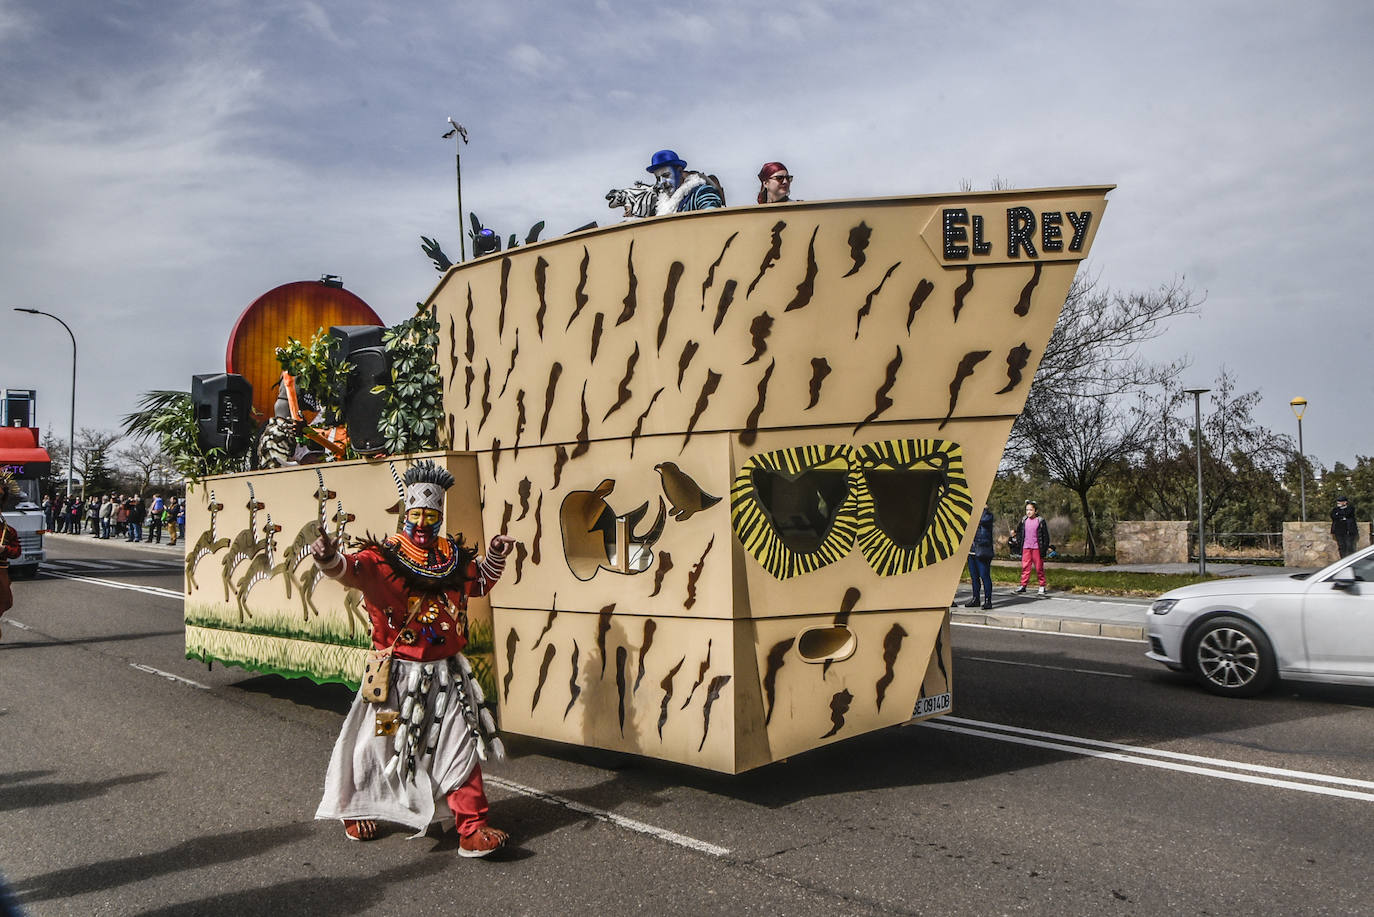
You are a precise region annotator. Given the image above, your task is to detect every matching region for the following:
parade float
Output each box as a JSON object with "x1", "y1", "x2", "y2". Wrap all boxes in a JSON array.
[{"x1": 184, "y1": 185, "x2": 1110, "y2": 773}]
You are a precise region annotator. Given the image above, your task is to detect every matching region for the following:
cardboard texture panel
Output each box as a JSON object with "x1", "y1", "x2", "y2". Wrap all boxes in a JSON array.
[{"x1": 190, "y1": 187, "x2": 1108, "y2": 773}]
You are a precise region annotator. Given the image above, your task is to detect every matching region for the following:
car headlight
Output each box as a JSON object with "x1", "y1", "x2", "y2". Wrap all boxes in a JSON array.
[{"x1": 1150, "y1": 598, "x2": 1179, "y2": 615}]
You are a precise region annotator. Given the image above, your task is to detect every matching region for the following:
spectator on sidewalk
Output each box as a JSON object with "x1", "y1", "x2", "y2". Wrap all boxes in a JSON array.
[
  {"x1": 126, "y1": 496, "x2": 145, "y2": 543},
  {"x1": 67, "y1": 496, "x2": 81, "y2": 534},
  {"x1": 1331, "y1": 495, "x2": 1358, "y2": 557},
  {"x1": 86, "y1": 496, "x2": 100, "y2": 536},
  {"x1": 146, "y1": 493, "x2": 165, "y2": 543},
  {"x1": 167, "y1": 496, "x2": 182, "y2": 547},
  {"x1": 964, "y1": 507, "x2": 996, "y2": 610},
  {"x1": 1013, "y1": 501, "x2": 1050, "y2": 596},
  {"x1": 99, "y1": 494, "x2": 114, "y2": 539}
]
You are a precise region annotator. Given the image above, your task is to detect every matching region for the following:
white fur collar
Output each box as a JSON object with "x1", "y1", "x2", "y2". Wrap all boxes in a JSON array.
[{"x1": 655, "y1": 172, "x2": 707, "y2": 215}]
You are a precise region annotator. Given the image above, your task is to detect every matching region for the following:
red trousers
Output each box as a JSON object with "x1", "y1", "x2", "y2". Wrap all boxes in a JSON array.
[
  {"x1": 1020, "y1": 548, "x2": 1046, "y2": 587},
  {"x1": 446, "y1": 764, "x2": 490, "y2": 837}
]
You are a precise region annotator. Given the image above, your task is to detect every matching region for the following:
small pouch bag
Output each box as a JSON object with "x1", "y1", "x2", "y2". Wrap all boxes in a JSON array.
[
  {"x1": 362, "y1": 650, "x2": 394, "y2": 704},
  {"x1": 361, "y1": 602, "x2": 422, "y2": 705}
]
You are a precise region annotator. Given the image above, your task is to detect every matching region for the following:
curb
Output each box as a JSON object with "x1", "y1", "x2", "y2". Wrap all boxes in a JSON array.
[{"x1": 951, "y1": 610, "x2": 1145, "y2": 640}]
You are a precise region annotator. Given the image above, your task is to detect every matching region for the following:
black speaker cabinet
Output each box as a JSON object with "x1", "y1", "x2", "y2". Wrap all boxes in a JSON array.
[
  {"x1": 192, "y1": 373, "x2": 253, "y2": 454},
  {"x1": 343, "y1": 347, "x2": 390, "y2": 454}
]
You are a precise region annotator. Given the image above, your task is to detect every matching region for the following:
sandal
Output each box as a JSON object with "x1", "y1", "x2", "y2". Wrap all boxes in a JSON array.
[
  {"x1": 458, "y1": 825, "x2": 509, "y2": 858},
  {"x1": 343, "y1": 818, "x2": 380, "y2": 842}
]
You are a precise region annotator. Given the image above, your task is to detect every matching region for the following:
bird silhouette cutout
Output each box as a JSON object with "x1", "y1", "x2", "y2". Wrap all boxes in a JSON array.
[{"x1": 654, "y1": 462, "x2": 721, "y2": 521}]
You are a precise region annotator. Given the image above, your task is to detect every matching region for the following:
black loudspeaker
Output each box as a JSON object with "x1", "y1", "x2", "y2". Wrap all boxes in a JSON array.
[
  {"x1": 328, "y1": 324, "x2": 385, "y2": 357},
  {"x1": 192, "y1": 373, "x2": 253, "y2": 454},
  {"x1": 343, "y1": 347, "x2": 390, "y2": 454},
  {"x1": 328, "y1": 325, "x2": 389, "y2": 453}
]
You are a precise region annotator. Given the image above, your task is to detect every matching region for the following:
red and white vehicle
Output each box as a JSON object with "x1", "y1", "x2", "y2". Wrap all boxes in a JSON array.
[{"x1": 0, "y1": 426, "x2": 50, "y2": 578}]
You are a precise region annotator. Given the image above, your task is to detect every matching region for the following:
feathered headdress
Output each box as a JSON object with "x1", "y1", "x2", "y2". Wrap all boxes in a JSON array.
[{"x1": 403, "y1": 460, "x2": 455, "y2": 513}]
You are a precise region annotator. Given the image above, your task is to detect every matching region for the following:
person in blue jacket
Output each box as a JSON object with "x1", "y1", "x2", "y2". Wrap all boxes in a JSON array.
[{"x1": 964, "y1": 507, "x2": 995, "y2": 610}]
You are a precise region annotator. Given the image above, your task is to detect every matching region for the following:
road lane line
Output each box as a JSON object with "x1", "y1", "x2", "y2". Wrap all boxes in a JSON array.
[
  {"x1": 484, "y1": 776, "x2": 731, "y2": 857},
  {"x1": 952, "y1": 621, "x2": 1142, "y2": 643},
  {"x1": 130, "y1": 663, "x2": 211, "y2": 690},
  {"x1": 940, "y1": 715, "x2": 1374, "y2": 789},
  {"x1": 921, "y1": 719, "x2": 1374, "y2": 800},
  {"x1": 40, "y1": 570, "x2": 182, "y2": 599},
  {"x1": 4, "y1": 619, "x2": 32, "y2": 630},
  {"x1": 961, "y1": 656, "x2": 1134, "y2": 679}
]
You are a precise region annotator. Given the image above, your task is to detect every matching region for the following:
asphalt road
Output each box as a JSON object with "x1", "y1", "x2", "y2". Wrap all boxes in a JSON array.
[{"x1": 3, "y1": 537, "x2": 1373, "y2": 916}]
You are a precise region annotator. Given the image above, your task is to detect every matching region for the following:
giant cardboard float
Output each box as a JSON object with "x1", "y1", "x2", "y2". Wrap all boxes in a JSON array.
[{"x1": 186, "y1": 186, "x2": 1111, "y2": 773}]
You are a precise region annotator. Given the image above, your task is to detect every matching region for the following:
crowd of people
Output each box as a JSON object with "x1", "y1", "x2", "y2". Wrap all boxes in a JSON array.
[{"x1": 41, "y1": 492, "x2": 185, "y2": 546}]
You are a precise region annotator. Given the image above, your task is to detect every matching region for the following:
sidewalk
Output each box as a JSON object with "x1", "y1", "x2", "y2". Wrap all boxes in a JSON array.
[
  {"x1": 43, "y1": 530, "x2": 185, "y2": 556},
  {"x1": 958, "y1": 560, "x2": 1315, "y2": 640}
]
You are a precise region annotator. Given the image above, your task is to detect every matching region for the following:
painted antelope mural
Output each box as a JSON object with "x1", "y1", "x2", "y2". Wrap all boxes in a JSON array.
[
  {"x1": 233, "y1": 514, "x2": 282, "y2": 623},
  {"x1": 220, "y1": 483, "x2": 267, "y2": 603},
  {"x1": 185, "y1": 185, "x2": 1110, "y2": 768},
  {"x1": 185, "y1": 490, "x2": 228, "y2": 592}
]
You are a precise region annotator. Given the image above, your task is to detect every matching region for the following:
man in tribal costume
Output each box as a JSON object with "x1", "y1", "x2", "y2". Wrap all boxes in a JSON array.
[{"x1": 310, "y1": 460, "x2": 514, "y2": 856}]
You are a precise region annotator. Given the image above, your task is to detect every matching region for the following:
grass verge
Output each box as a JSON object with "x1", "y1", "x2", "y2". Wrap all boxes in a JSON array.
[{"x1": 974, "y1": 565, "x2": 1224, "y2": 597}]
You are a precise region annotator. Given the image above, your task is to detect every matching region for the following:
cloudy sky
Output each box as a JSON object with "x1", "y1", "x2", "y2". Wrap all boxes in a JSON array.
[{"x1": 3, "y1": 0, "x2": 1370, "y2": 468}]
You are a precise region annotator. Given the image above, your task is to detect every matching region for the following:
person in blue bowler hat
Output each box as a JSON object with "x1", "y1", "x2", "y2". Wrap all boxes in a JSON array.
[{"x1": 645, "y1": 149, "x2": 725, "y2": 214}]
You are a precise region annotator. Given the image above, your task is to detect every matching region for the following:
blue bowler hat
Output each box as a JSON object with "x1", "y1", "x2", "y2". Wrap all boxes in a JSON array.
[{"x1": 646, "y1": 149, "x2": 687, "y2": 173}]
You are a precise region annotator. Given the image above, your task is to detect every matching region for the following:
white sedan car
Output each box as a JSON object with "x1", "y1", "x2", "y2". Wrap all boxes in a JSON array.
[{"x1": 1146, "y1": 545, "x2": 1374, "y2": 696}]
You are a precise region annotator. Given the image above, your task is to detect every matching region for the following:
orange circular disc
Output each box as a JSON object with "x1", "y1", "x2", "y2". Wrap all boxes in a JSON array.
[{"x1": 225, "y1": 280, "x2": 384, "y2": 421}]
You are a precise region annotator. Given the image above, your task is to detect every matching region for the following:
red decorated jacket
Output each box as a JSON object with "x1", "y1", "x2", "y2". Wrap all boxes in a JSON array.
[
  {"x1": 0, "y1": 524, "x2": 19, "y2": 567},
  {"x1": 320, "y1": 534, "x2": 508, "y2": 660}
]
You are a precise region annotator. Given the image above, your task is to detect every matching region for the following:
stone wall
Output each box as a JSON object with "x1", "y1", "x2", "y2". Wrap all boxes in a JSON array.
[
  {"x1": 1283, "y1": 521, "x2": 1372, "y2": 568},
  {"x1": 1114, "y1": 521, "x2": 1190, "y2": 565}
]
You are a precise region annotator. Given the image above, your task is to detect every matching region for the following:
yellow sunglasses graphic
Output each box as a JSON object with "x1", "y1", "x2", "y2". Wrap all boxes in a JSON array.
[{"x1": 730, "y1": 439, "x2": 972, "y2": 580}]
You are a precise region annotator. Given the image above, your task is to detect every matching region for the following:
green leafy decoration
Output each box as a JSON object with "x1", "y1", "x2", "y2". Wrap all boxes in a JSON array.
[
  {"x1": 375, "y1": 304, "x2": 445, "y2": 454},
  {"x1": 274, "y1": 329, "x2": 354, "y2": 424},
  {"x1": 121, "y1": 390, "x2": 242, "y2": 483}
]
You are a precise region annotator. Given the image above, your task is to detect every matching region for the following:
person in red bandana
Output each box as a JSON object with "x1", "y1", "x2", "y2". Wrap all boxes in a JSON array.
[{"x1": 310, "y1": 460, "x2": 515, "y2": 856}]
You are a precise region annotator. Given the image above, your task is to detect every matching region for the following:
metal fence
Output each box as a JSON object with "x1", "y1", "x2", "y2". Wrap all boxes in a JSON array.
[{"x1": 1188, "y1": 531, "x2": 1283, "y2": 562}]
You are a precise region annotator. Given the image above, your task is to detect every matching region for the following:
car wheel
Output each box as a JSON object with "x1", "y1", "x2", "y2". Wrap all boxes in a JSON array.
[{"x1": 1189, "y1": 615, "x2": 1276, "y2": 697}]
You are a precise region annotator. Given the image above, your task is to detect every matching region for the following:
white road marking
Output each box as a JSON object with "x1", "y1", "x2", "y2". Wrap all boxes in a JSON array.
[
  {"x1": 961, "y1": 656, "x2": 1134, "y2": 679},
  {"x1": 40, "y1": 570, "x2": 182, "y2": 599},
  {"x1": 129, "y1": 663, "x2": 211, "y2": 690},
  {"x1": 922, "y1": 716, "x2": 1374, "y2": 801},
  {"x1": 953, "y1": 621, "x2": 1142, "y2": 643},
  {"x1": 4, "y1": 619, "x2": 31, "y2": 630},
  {"x1": 485, "y1": 776, "x2": 731, "y2": 857}
]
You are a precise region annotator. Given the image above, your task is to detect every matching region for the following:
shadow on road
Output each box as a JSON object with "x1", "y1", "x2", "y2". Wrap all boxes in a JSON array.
[
  {"x1": 229, "y1": 673, "x2": 355, "y2": 716},
  {"x1": 10, "y1": 822, "x2": 315, "y2": 905},
  {"x1": 0, "y1": 770, "x2": 161, "y2": 813}
]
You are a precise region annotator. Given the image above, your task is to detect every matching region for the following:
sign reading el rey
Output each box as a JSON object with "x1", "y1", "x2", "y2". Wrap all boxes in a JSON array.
[{"x1": 920, "y1": 189, "x2": 1110, "y2": 267}]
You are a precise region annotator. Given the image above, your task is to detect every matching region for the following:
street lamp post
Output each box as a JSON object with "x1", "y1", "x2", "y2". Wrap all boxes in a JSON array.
[
  {"x1": 442, "y1": 118, "x2": 469, "y2": 262},
  {"x1": 1184, "y1": 387, "x2": 1210, "y2": 575},
  {"x1": 13, "y1": 308, "x2": 76, "y2": 498},
  {"x1": 1290, "y1": 397, "x2": 1307, "y2": 523}
]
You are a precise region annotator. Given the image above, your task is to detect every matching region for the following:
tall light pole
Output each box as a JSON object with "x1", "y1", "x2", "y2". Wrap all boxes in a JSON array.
[
  {"x1": 13, "y1": 308, "x2": 76, "y2": 498},
  {"x1": 1184, "y1": 387, "x2": 1210, "y2": 575},
  {"x1": 1290, "y1": 397, "x2": 1308, "y2": 522},
  {"x1": 442, "y1": 118, "x2": 469, "y2": 261}
]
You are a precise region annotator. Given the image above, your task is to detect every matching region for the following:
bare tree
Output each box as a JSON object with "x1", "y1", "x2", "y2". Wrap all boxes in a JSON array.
[
  {"x1": 1132, "y1": 371, "x2": 1294, "y2": 532},
  {"x1": 1011, "y1": 272, "x2": 1202, "y2": 557},
  {"x1": 73, "y1": 428, "x2": 123, "y2": 497},
  {"x1": 115, "y1": 440, "x2": 164, "y2": 495}
]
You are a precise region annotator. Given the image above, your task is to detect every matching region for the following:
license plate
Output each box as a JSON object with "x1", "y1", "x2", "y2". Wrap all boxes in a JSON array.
[{"x1": 912, "y1": 692, "x2": 952, "y2": 718}]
